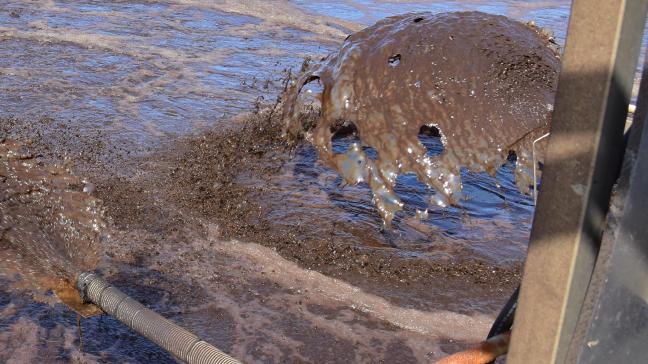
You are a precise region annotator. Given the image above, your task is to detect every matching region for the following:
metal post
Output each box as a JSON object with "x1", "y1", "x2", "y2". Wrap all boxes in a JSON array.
[
  {"x1": 507, "y1": 1, "x2": 648, "y2": 363},
  {"x1": 564, "y1": 45, "x2": 648, "y2": 364}
]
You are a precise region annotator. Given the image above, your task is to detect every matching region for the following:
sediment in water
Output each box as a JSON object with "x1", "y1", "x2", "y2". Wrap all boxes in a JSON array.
[
  {"x1": 0, "y1": 6, "x2": 567, "y2": 363},
  {"x1": 152, "y1": 106, "x2": 522, "y2": 305},
  {"x1": 284, "y1": 11, "x2": 561, "y2": 224},
  {"x1": 0, "y1": 139, "x2": 106, "y2": 295},
  {"x1": 0, "y1": 108, "x2": 522, "y2": 362}
]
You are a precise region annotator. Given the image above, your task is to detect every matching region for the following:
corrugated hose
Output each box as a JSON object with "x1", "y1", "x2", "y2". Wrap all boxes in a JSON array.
[{"x1": 77, "y1": 272, "x2": 241, "y2": 364}]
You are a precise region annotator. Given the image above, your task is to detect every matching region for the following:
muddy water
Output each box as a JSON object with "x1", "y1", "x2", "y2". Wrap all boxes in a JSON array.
[
  {"x1": 0, "y1": 1, "x2": 582, "y2": 363},
  {"x1": 0, "y1": 0, "x2": 356, "y2": 146},
  {"x1": 0, "y1": 140, "x2": 105, "y2": 297},
  {"x1": 284, "y1": 11, "x2": 560, "y2": 224}
]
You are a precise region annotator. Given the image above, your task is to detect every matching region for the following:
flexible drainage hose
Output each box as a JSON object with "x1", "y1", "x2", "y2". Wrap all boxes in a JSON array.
[{"x1": 77, "y1": 272, "x2": 241, "y2": 364}]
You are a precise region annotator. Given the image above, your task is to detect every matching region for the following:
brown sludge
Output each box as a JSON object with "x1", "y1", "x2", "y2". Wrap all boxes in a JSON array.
[
  {"x1": 157, "y1": 107, "x2": 522, "y2": 312},
  {"x1": 0, "y1": 9, "x2": 563, "y2": 363},
  {"x1": 285, "y1": 11, "x2": 560, "y2": 224},
  {"x1": 0, "y1": 139, "x2": 105, "y2": 297}
]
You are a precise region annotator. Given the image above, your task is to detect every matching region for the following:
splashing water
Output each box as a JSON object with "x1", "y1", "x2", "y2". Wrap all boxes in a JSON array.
[
  {"x1": 0, "y1": 140, "x2": 106, "y2": 295},
  {"x1": 284, "y1": 11, "x2": 560, "y2": 225}
]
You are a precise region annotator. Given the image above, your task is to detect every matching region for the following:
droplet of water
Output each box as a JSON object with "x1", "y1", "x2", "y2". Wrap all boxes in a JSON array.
[{"x1": 83, "y1": 183, "x2": 95, "y2": 194}]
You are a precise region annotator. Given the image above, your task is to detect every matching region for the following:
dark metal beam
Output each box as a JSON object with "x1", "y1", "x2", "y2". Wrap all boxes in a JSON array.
[
  {"x1": 570, "y1": 75, "x2": 648, "y2": 363},
  {"x1": 564, "y1": 46, "x2": 648, "y2": 364},
  {"x1": 508, "y1": 1, "x2": 648, "y2": 363}
]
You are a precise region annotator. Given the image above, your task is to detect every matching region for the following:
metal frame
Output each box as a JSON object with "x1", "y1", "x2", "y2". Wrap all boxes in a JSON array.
[
  {"x1": 532, "y1": 103, "x2": 636, "y2": 206},
  {"x1": 508, "y1": 1, "x2": 648, "y2": 363},
  {"x1": 565, "y1": 38, "x2": 648, "y2": 364}
]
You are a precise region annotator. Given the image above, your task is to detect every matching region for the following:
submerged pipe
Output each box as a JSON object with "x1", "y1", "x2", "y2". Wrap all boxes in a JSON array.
[{"x1": 77, "y1": 272, "x2": 241, "y2": 364}]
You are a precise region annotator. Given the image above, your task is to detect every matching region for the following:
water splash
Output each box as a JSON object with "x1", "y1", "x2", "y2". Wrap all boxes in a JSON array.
[
  {"x1": 284, "y1": 11, "x2": 560, "y2": 225},
  {"x1": 0, "y1": 140, "x2": 106, "y2": 295}
]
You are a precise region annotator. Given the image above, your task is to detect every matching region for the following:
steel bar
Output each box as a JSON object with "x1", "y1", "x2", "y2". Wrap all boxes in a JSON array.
[
  {"x1": 532, "y1": 132, "x2": 551, "y2": 205},
  {"x1": 507, "y1": 1, "x2": 648, "y2": 363}
]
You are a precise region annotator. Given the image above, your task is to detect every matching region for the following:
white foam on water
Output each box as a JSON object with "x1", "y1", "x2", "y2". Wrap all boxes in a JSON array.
[
  {"x1": 208, "y1": 232, "x2": 493, "y2": 341},
  {"x1": 168, "y1": 0, "x2": 362, "y2": 39}
]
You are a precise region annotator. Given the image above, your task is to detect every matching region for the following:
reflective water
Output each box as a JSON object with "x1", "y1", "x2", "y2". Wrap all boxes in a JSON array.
[
  {"x1": 0, "y1": 1, "x2": 572, "y2": 144},
  {"x1": 0, "y1": 1, "x2": 354, "y2": 145}
]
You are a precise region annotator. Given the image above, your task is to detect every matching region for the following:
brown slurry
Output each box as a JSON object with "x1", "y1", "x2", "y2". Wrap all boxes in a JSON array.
[
  {"x1": 0, "y1": 13, "x2": 547, "y2": 316},
  {"x1": 0, "y1": 8, "x2": 567, "y2": 363},
  {"x1": 151, "y1": 106, "x2": 521, "y2": 313},
  {"x1": 0, "y1": 25, "x2": 530, "y2": 316},
  {"x1": 284, "y1": 11, "x2": 560, "y2": 224},
  {"x1": 0, "y1": 109, "x2": 515, "y2": 362},
  {"x1": 0, "y1": 139, "x2": 105, "y2": 295}
]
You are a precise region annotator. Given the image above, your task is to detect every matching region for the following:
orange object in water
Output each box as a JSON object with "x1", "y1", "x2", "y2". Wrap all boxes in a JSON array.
[{"x1": 435, "y1": 331, "x2": 511, "y2": 364}]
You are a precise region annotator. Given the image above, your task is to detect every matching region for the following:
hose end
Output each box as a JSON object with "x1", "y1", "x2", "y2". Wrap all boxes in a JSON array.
[{"x1": 76, "y1": 271, "x2": 98, "y2": 303}]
